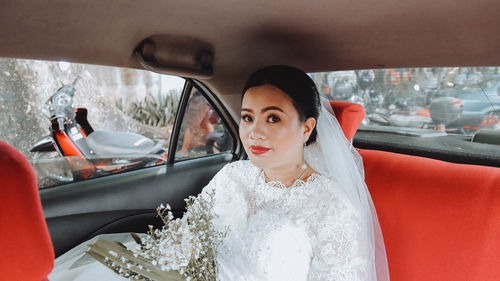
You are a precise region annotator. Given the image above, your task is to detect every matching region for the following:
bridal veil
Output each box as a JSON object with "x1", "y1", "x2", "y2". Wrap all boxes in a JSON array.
[{"x1": 304, "y1": 98, "x2": 390, "y2": 281}]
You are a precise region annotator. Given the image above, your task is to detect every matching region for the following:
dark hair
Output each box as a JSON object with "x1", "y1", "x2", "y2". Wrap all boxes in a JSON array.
[{"x1": 242, "y1": 65, "x2": 321, "y2": 145}]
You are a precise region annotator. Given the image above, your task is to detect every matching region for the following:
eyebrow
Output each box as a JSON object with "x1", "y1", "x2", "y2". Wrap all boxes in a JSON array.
[{"x1": 241, "y1": 106, "x2": 284, "y2": 113}]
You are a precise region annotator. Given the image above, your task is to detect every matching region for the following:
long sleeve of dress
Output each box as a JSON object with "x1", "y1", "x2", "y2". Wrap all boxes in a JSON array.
[
  {"x1": 307, "y1": 189, "x2": 371, "y2": 281},
  {"x1": 181, "y1": 161, "x2": 250, "y2": 240}
]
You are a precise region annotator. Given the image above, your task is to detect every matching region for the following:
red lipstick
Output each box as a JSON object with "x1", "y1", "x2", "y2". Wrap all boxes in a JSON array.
[{"x1": 250, "y1": 145, "x2": 271, "y2": 155}]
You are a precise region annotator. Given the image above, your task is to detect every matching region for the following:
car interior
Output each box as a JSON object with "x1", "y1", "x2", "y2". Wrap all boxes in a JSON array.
[{"x1": 1, "y1": 0, "x2": 500, "y2": 280}]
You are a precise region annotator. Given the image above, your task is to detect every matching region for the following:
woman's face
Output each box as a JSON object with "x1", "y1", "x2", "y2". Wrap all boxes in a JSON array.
[{"x1": 239, "y1": 84, "x2": 315, "y2": 170}]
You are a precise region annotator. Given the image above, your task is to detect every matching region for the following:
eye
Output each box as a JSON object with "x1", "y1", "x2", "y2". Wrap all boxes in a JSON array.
[
  {"x1": 241, "y1": 114, "x2": 253, "y2": 122},
  {"x1": 267, "y1": 115, "x2": 280, "y2": 123}
]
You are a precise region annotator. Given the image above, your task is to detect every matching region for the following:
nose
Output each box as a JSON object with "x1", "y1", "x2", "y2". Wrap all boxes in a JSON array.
[{"x1": 249, "y1": 121, "x2": 266, "y2": 140}]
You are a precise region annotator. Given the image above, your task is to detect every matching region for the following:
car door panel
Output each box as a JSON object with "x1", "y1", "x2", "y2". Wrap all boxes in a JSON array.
[
  {"x1": 46, "y1": 210, "x2": 159, "y2": 257},
  {"x1": 41, "y1": 153, "x2": 233, "y2": 257}
]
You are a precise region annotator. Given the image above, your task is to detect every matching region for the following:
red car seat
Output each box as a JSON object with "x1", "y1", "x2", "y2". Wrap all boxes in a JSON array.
[
  {"x1": 321, "y1": 101, "x2": 500, "y2": 280},
  {"x1": 329, "y1": 100, "x2": 365, "y2": 141},
  {"x1": 361, "y1": 149, "x2": 500, "y2": 281},
  {"x1": 0, "y1": 141, "x2": 54, "y2": 280}
]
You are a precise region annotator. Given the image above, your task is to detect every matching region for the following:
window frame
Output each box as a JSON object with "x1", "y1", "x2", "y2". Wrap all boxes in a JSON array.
[{"x1": 166, "y1": 79, "x2": 241, "y2": 166}]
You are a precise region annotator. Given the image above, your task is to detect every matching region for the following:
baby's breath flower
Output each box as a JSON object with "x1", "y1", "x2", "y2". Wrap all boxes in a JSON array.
[{"x1": 124, "y1": 189, "x2": 224, "y2": 281}]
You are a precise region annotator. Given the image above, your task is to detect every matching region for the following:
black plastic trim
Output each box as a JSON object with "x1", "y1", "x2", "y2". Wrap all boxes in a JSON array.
[
  {"x1": 353, "y1": 131, "x2": 500, "y2": 167},
  {"x1": 167, "y1": 79, "x2": 192, "y2": 165}
]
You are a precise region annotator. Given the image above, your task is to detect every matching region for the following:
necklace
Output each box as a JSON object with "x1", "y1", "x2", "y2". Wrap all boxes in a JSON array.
[
  {"x1": 261, "y1": 162, "x2": 308, "y2": 188},
  {"x1": 296, "y1": 166, "x2": 307, "y2": 182}
]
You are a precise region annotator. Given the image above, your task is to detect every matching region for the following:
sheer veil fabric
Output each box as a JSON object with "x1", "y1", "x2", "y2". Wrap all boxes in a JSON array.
[{"x1": 304, "y1": 98, "x2": 390, "y2": 281}]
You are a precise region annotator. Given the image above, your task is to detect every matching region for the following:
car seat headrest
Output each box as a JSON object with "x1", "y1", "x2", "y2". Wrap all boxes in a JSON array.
[
  {"x1": 328, "y1": 101, "x2": 365, "y2": 141},
  {"x1": 0, "y1": 141, "x2": 54, "y2": 280}
]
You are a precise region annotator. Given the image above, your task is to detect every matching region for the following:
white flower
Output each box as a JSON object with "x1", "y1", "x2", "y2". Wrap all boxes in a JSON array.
[{"x1": 125, "y1": 189, "x2": 223, "y2": 280}]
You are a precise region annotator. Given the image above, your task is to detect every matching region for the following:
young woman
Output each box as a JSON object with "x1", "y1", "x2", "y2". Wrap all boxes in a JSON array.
[{"x1": 50, "y1": 65, "x2": 390, "y2": 281}]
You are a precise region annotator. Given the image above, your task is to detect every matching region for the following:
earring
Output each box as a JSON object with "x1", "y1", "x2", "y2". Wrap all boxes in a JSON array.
[{"x1": 301, "y1": 142, "x2": 307, "y2": 170}]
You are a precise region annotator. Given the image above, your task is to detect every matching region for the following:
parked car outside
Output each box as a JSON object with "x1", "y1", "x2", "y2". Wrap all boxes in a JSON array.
[{"x1": 432, "y1": 75, "x2": 500, "y2": 132}]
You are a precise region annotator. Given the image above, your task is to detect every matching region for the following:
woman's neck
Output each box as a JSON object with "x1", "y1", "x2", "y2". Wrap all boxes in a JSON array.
[{"x1": 262, "y1": 162, "x2": 308, "y2": 187}]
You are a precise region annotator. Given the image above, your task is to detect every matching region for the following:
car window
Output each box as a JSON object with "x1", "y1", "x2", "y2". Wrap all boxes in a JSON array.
[
  {"x1": 0, "y1": 58, "x2": 184, "y2": 188},
  {"x1": 310, "y1": 67, "x2": 500, "y2": 136},
  {"x1": 174, "y1": 87, "x2": 234, "y2": 161}
]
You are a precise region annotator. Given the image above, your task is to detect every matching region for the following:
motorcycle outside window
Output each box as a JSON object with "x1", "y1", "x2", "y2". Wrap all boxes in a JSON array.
[{"x1": 0, "y1": 58, "x2": 185, "y2": 188}]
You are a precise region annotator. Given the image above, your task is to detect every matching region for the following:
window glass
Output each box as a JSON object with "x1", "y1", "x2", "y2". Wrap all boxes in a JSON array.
[
  {"x1": 0, "y1": 58, "x2": 184, "y2": 188},
  {"x1": 310, "y1": 67, "x2": 500, "y2": 135},
  {"x1": 175, "y1": 88, "x2": 234, "y2": 161}
]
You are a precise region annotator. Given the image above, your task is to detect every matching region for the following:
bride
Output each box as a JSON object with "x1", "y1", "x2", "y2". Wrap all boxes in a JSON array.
[{"x1": 49, "y1": 65, "x2": 390, "y2": 281}]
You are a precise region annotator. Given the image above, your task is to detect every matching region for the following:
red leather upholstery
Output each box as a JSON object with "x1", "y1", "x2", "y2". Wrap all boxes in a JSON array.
[
  {"x1": 0, "y1": 141, "x2": 54, "y2": 280},
  {"x1": 329, "y1": 100, "x2": 365, "y2": 141},
  {"x1": 360, "y1": 149, "x2": 500, "y2": 281}
]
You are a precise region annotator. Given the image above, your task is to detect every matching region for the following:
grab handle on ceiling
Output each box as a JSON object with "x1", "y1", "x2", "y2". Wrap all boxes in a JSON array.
[{"x1": 134, "y1": 35, "x2": 214, "y2": 79}]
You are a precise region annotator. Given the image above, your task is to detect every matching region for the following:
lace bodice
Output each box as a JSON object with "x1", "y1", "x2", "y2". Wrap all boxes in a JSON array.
[{"x1": 190, "y1": 160, "x2": 370, "y2": 281}]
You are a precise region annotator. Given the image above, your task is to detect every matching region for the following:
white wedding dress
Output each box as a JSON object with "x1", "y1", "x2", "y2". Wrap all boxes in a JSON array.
[{"x1": 49, "y1": 159, "x2": 370, "y2": 281}]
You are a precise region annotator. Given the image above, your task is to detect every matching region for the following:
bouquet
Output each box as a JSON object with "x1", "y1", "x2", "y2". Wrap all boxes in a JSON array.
[{"x1": 86, "y1": 189, "x2": 226, "y2": 281}]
